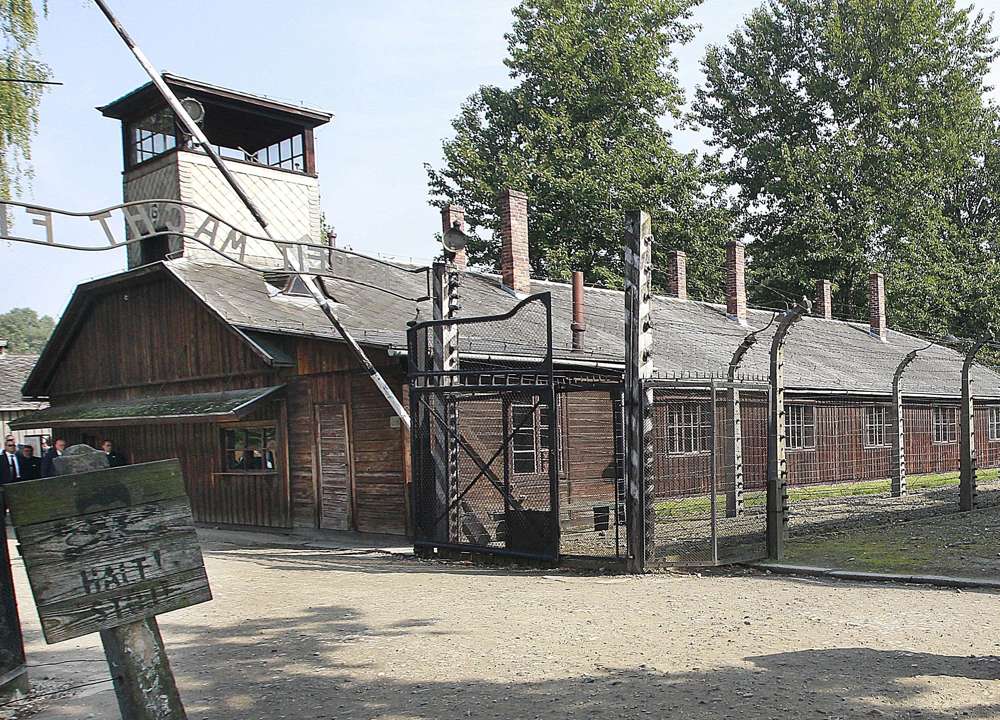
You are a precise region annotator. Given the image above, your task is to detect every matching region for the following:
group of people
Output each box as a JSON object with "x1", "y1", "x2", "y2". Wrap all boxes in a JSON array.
[{"x1": 0, "y1": 437, "x2": 128, "y2": 485}]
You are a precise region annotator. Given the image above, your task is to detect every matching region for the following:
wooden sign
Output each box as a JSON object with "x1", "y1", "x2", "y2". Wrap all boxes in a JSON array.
[{"x1": 5, "y1": 459, "x2": 212, "y2": 644}]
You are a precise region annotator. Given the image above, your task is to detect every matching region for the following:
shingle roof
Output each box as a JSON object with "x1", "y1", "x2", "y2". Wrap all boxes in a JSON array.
[
  {"x1": 162, "y1": 251, "x2": 1000, "y2": 399},
  {"x1": 0, "y1": 353, "x2": 45, "y2": 410}
]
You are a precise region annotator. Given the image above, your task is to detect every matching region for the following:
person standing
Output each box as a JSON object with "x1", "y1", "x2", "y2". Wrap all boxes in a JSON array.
[
  {"x1": 101, "y1": 440, "x2": 128, "y2": 468},
  {"x1": 1, "y1": 439, "x2": 21, "y2": 485},
  {"x1": 41, "y1": 438, "x2": 66, "y2": 478},
  {"x1": 16, "y1": 445, "x2": 41, "y2": 481}
]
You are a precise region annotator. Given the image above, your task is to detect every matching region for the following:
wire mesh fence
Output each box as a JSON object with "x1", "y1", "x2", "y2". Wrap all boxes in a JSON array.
[
  {"x1": 645, "y1": 379, "x2": 770, "y2": 566},
  {"x1": 555, "y1": 386, "x2": 626, "y2": 560}
]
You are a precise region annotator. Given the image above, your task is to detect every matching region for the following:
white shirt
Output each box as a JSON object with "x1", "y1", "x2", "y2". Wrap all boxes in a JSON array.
[{"x1": 4, "y1": 451, "x2": 20, "y2": 479}]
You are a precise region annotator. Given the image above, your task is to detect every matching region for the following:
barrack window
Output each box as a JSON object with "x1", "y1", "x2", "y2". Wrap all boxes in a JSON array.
[
  {"x1": 864, "y1": 405, "x2": 890, "y2": 448},
  {"x1": 785, "y1": 404, "x2": 816, "y2": 450},
  {"x1": 989, "y1": 407, "x2": 1000, "y2": 442},
  {"x1": 221, "y1": 426, "x2": 278, "y2": 472},
  {"x1": 932, "y1": 406, "x2": 958, "y2": 444},
  {"x1": 664, "y1": 402, "x2": 710, "y2": 455}
]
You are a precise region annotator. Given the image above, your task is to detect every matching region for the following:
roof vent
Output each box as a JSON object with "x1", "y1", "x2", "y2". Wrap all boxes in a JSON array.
[{"x1": 263, "y1": 271, "x2": 314, "y2": 298}]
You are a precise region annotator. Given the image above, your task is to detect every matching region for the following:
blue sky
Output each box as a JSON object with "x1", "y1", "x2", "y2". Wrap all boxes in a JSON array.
[{"x1": 2, "y1": 0, "x2": 997, "y2": 318}]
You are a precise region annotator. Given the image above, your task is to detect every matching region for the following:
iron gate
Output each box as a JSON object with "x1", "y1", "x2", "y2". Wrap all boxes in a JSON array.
[
  {"x1": 646, "y1": 378, "x2": 771, "y2": 566},
  {"x1": 408, "y1": 292, "x2": 561, "y2": 561}
]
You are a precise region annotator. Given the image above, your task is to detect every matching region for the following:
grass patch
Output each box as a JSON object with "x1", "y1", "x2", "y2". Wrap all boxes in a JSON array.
[{"x1": 655, "y1": 469, "x2": 999, "y2": 518}]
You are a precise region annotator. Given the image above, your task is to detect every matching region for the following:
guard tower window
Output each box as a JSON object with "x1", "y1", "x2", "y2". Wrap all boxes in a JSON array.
[
  {"x1": 255, "y1": 135, "x2": 304, "y2": 171},
  {"x1": 129, "y1": 109, "x2": 177, "y2": 165}
]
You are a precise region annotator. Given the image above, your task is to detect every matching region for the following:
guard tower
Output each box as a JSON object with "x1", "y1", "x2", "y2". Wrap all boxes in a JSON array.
[{"x1": 99, "y1": 74, "x2": 333, "y2": 268}]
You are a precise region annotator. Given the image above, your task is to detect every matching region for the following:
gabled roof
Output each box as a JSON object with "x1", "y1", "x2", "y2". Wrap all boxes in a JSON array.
[
  {"x1": 26, "y1": 249, "x2": 1000, "y2": 400},
  {"x1": 0, "y1": 353, "x2": 44, "y2": 411},
  {"x1": 164, "y1": 251, "x2": 1000, "y2": 398}
]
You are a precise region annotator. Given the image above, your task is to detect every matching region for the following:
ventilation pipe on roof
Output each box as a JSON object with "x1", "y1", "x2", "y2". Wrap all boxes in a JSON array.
[
  {"x1": 815, "y1": 279, "x2": 832, "y2": 320},
  {"x1": 440, "y1": 204, "x2": 468, "y2": 271},
  {"x1": 725, "y1": 240, "x2": 748, "y2": 325},
  {"x1": 870, "y1": 272, "x2": 887, "y2": 341},
  {"x1": 499, "y1": 188, "x2": 531, "y2": 295},
  {"x1": 572, "y1": 271, "x2": 586, "y2": 351},
  {"x1": 666, "y1": 250, "x2": 687, "y2": 301}
]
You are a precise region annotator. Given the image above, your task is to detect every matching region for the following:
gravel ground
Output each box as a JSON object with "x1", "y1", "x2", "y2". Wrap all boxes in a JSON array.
[{"x1": 4, "y1": 531, "x2": 1000, "y2": 720}]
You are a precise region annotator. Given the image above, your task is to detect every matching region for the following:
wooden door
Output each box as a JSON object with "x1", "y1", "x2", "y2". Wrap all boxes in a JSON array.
[{"x1": 315, "y1": 403, "x2": 353, "y2": 530}]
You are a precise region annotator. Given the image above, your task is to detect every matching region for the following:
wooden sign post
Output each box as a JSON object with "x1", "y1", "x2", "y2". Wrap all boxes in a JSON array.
[
  {"x1": 4, "y1": 446, "x2": 211, "y2": 719},
  {"x1": 0, "y1": 491, "x2": 29, "y2": 700}
]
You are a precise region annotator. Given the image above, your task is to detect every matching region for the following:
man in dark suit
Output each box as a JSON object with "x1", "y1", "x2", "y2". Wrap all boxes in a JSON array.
[
  {"x1": 1, "y1": 438, "x2": 21, "y2": 485},
  {"x1": 101, "y1": 440, "x2": 128, "y2": 468},
  {"x1": 16, "y1": 445, "x2": 41, "y2": 481},
  {"x1": 41, "y1": 438, "x2": 66, "y2": 478}
]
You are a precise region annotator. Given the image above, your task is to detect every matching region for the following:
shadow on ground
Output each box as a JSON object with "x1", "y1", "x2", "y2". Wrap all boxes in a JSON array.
[{"x1": 152, "y1": 601, "x2": 1000, "y2": 720}]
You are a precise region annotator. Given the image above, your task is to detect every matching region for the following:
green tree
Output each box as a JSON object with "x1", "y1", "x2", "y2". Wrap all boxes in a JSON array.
[
  {"x1": 1, "y1": 1, "x2": 51, "y2": 200},
  {"x1": 0, "y1": 307, "x2": 55, "y2": 353},
  {"x1": 426, "y1": 0, "x2": 733, "y2": 299},
  {"x1": 693, "y1": 0, "x2": 997, "y2": 331}
]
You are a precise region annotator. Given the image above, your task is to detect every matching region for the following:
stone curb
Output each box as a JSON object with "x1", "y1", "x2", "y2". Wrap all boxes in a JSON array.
[{"x1": 749, "y1": 562, "x2": 1000, "y2": 590}]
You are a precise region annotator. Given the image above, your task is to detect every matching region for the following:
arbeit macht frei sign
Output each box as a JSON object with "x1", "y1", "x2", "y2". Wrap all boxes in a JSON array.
[{"x1": 0, "y1": 198, "x2": 332, "y2": 274}]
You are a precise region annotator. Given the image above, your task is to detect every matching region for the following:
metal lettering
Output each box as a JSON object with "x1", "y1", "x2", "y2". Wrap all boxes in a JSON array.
[
  {"x1": 25, "y1": 207, "x2": 54, "y2": 243},
  {"x1": 192, "y1": 215, "x2": 220, "y2": 246},
  {"x1": 89, "y1": 211, "x2": 119, "y2": 246}
]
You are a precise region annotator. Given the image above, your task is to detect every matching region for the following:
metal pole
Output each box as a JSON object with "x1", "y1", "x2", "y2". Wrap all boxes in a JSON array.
[
  {"x1": 766, "y1": 303, "x2": 808, "y2": 561},
  {"x1": 709, "y1": 380, "x2": 718, "y2": 565},
  {"x1": 960, "y1": 337, "x2": 990, "y2": 511},
  {"x1": 624, "y1": 210, "x2": 654, "y2": 572},
  {"x1": 93, "y1": 0, "x2": 411, "y2": 429}
]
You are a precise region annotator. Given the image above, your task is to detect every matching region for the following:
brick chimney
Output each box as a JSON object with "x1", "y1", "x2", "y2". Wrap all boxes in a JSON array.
[
  {"x1": 571, "y1": 271, "x2": 586, "y2": 351},
  {"x1": 815, "y1": 279, "x2": 832, "y2": 320},
  {"x1": 499, "y1": 188, "x2": 531, "y2": 295},
  {"x1": 869, "y1": 272, "x2": 887, "y2": 340},
  {"x1": 441, "y1": 204, "x2": 468, "y2": 271},
  {"x1": 666, "y1": 250, "x2": 687, "y2": 301},
  {"x1": 725, "y1": 240, "x2": 747, "y2": 325}
]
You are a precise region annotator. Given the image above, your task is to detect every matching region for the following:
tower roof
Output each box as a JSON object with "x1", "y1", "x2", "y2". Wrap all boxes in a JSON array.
[{"x1": 98, "y1": 73, "x2": 332, "y2": 127}]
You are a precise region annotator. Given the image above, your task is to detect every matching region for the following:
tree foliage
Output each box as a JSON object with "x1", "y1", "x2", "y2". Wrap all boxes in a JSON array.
[
  {"x1": 0, "y1": 0, "x2": 50, "y2": 200},
  {"x1": 694, "y1": 0, "x2": 998, "y2": 334},
  {"x1": 0, "y1": 307, "x2": 55, "y2": 353},
  {"x1": 427, "y1": 0, "x2": 733, "y2": 299}
]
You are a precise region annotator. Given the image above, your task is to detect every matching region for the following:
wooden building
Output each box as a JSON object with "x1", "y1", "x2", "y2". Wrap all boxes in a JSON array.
[
  {"x1": 0, "y1": 341, "x2": 47, "y2": 452},
  {"x1": 15, "y1": 76, "x2": 1000, "y2": 544}
]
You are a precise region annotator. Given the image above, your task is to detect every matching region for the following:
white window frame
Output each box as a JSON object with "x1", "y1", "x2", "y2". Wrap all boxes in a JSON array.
[
  {"x1": 932, "y1": 406, "x2": 959, "y2": 444},
  {"x1": 785, "y1": 404, "x2": 816, "y2": 450},
  {"x1": 664, "y1": 402, "x2": 710, "y2": 456},
  {"x1": 864, "y1": 405, "x2": 890, "y2": 448},
  {"x1": 510, "y1": 399, "x2": 556, "y2": 475},
  {"x1": 989, "y1": 407, "x2": 1000, "y2": 442}
]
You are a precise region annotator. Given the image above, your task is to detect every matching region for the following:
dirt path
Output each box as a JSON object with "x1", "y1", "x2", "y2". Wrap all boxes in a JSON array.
[{"x1": 4, "y1": 533, "x2": 1000, "y2": 719}]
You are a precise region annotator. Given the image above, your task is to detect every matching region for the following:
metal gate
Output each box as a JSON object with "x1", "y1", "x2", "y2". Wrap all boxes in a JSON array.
[
  {"x1": 646, "y1": 378, "x2": 771, "y2": 566},
  {"x1": 408, "y1": 293, "x2": 561, "y2": 561}
]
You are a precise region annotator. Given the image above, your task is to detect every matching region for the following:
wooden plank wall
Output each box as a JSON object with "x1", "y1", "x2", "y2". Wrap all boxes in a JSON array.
[
  {"x1": 46, "y1": 276, "x2": 269, "y2": 403},
  {"x1": 62, "y1": 401, "x2": 291, "y2": 529},
  {"x1": 288, "y1": 339, "x2": 408, "y2": 535}
]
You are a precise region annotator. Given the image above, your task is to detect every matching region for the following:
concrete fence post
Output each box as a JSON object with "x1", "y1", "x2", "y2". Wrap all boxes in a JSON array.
[
  {"x1": 890, "y1": 349, "x2": 922, "y2": 497},
  {"x1": 766, "y1": 302, "x2": 809, "y2": 561},
  {"x1": 431, "y1": 259, "x2": 460, "y2": 542},
  {"x1": 960, "y1": 338, "x2": 989, "y2": 511},
  {"x1": 624, "y1": 210, "x2": 654, "y2": 572},
  {"x1": 725, "y1": 318, "x2": 776, "y2": 517}
]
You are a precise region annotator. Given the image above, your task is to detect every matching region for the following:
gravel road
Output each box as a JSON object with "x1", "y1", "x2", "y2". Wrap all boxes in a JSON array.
[{"x1": 4, "y1": 532, "x2": 999, "y2": 720}]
